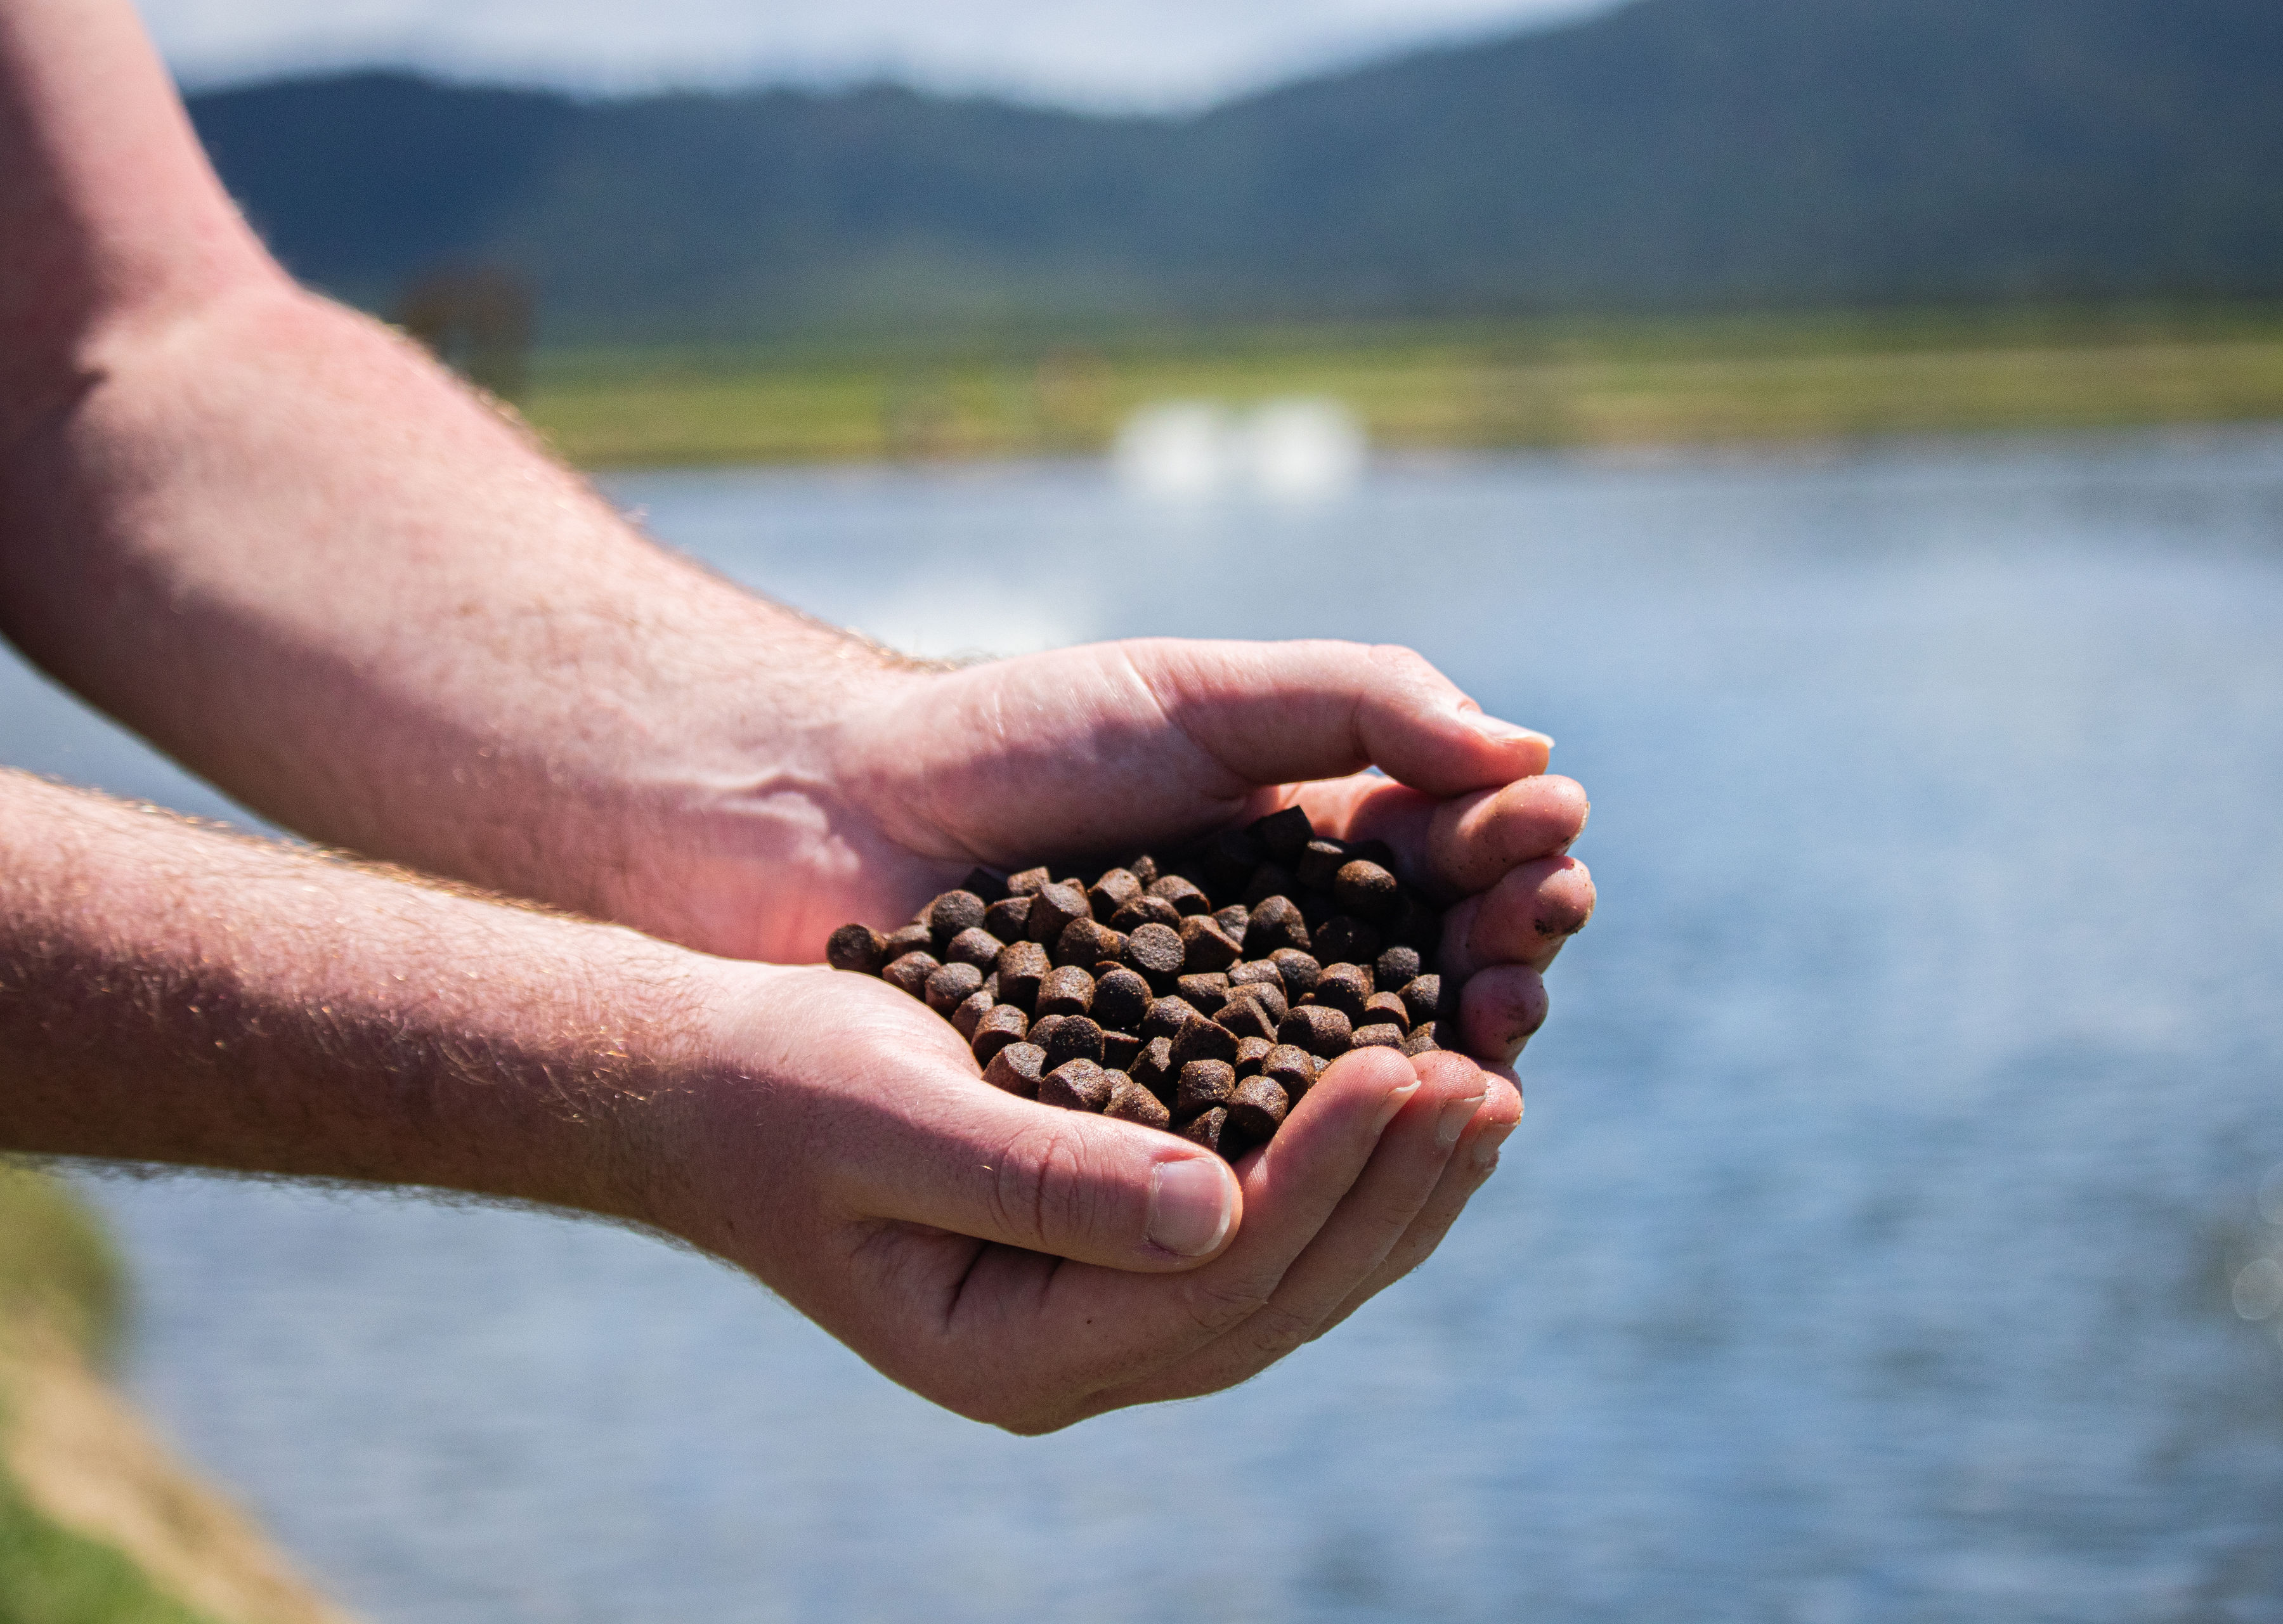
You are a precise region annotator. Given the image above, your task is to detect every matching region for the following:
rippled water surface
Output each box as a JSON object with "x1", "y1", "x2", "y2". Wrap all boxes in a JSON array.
[{"x1": 12, "y1": 429, "x2": 2283, "y2": 1623}]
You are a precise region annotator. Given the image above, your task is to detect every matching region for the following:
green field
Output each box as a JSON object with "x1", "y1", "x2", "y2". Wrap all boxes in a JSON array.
[{"x1": 517, "y1": 304, "x2": 2283, "y2": 469}]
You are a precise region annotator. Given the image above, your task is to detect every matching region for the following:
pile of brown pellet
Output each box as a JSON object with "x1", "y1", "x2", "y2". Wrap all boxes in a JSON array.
[{"x1": 827, "y1": 807, "x2": 1452, "y2": 1162}]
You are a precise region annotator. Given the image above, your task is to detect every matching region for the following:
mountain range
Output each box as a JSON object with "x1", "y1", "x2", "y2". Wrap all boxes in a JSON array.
[{"x1": 183, "y1": 0, "x2": 2283, "y2": 342}]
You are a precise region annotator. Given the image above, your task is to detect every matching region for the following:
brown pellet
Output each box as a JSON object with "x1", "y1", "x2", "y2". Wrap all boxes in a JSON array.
[
  {"x1": 1201, "y1": 828, "x2": 1266, "y2": 895},
  {"x1": 1402, "y1": 1021, "x2": 1441, "y2": 1056},
  {"x1": 1296, "y1": 838, "x2": 1350, "y2": 890},
  {"x1": 1027, "y1": 1012, "x2": 1067, "y2": 1053},
  {"x1": 1141, "y1": 996, "x2": 1202, "y2": 1043},
  {"x1": 1279, "y1": 1004, "x2": 1353, "y2": 1058},
  {"x1": 1333, "y1": 860, "x2": 1401, "y2": 923},
  {"x1": 1226, "y1": 1075, "x2": 1290, "y2": 1140},
  {"x1": 1092, "y1": 967, "x2": 1151, "y2": 1030},
  {"x1": 1313, "y1": 962, "x2": 1372, "y2": 1020},
  {"x1": 925, "y1": 961, "x2": 984, "y2": 1015},
  {"x1": 1226, "y1": 978, "x2": 1287, "y2": 1025},
  {"x1": 1043, "y1": 1015, "x2": 1105, "y2": 1069},
  {"x1": 1176, "y1": 1059, "x2": 1235, "y2": 1118},
  {"x1": 883, "y1": 951, "x2": 940, "y2": 998},
  {"x1": 1242, "y1": 895, "x2": 1311, "y2": 956},
  {"x1": 1178, "y1": 914, "x2": 1242, "y2": 973},
  {"x1": 1235, "y1": 1035, "x2": 1273, "y2": 1076},
  {"x1": 928, "y1": 890, "x2": 988, "y2": 946},
  {"x1": 1312, "y1": 914, "x2": 1383, "y2": 967},
  {"x1": 1103, "y1": 1030, "x2": 1142, "y2": 1071},
  {"x1": 1027, "y1": 881, "x2": 1091, "y2": 944},
  {"x1": 1242, "y1": 862, "x2": 1298, "y2": 908},
  {"x1": 1214, "y1": 903, "x2": 1251, "y2": 940},
  {"x1": 1363, "y1": 991, "x2": 1412, "y2": 1031},
  {"x1": 1170, "y1": 1015, "x2": 1239, "y2": 1069},
  {"x1": 1007, "y1": 866, "x2": 1050, "y2": 896},
  {"x1": 984, "y1": 895, "x2": 1032, "y2": 940},
  {"x1": 1248, "y1": 805, "x2": 1315, "y2": 861},
  {"x1": 1229, "y1": 958, "x2": 1285, "y2": 993},
  {"x1": 1110, "y1": 895, "x2": 1184, "y2": 933},
  {"x1": 883, "y1": 923, "x2": 935, "y2": 960},
  {"x1": 1105, "y1": 1077, "x2": 1171, "y2": 1129},
  {"x1": 827, "y1": 923, "x2": 887, "y2": 974},
  {"x1": 1270, "y1": 949, "x2": 1322, "y2": 998},
  {"x1": 1040, "y1": 1059, "x2": 1112, "y2": 1112},
  {"x1": 1263, "y1": 1044, "x2": 1317, "y2": 1101},
  {"x1": 1376, "y1": 945, "x2": 1423, "y2": 991},
  {"x1": 1036, "y1": 965, "x2": 1095, "y2": 1018},
  {"x1": 972, "y1": 1003, "x2": 1031, "y2": 1063},
  {"x1": 1088, "y1": 868, "x2": 1142, "y2": 919},
  {"x1": 1180, "y1": 1106, "x2": 1230, "y2": 1156},
  {"x1": 1133, "y1": 1035, "x2": 1177, "y2": 1101},
  {"x1": 1125, "y1": 921, "x2": 1187, "y2": 984},
  {"x1": 1054, "y1": 916, "x2": 1125, "y2": 970},
  {"x1": 946, "y1": 926, "x2": 1003, "y2": 970},
  {"x1": 1218, "y1": 995, "x2": 1278, "y2": 1043},
  {"x1": 1399, "y1": 973, "x2": 1442, "y2": 1027},
  {"x1": 984, "y1": 1042, "x2": 1046, "y2": 1098},
  {"x1": 994, "y1": 940, "x2": 1050, "y2": 1012},
  {"x1": 953, "y1": 988, "x2": 994, "y2": 1039},
  {"x1": 1128, "y1": 855, "x2": 1161, "y2": 888},
  {"x1": 1351, "y1": 1022, "x2": 1407, "y2": 1050},
  {"x1": 1176, "y1": 972, "x2": 1230, "y2": 1015},
  {"x1": 1146, "y1": 874, "x2": 1211, "y2": 916}
]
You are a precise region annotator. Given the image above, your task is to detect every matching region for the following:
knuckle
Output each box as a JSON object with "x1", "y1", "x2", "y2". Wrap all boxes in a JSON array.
[
  {"x1": 1170, "y1": 1271, "x2": 1275, "y2": 1338},
  {"x1": 986, "y1": 1115, "x2": 1109, "y2": 1252}
]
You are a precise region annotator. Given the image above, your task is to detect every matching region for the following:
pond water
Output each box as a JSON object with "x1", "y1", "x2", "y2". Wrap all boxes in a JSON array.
[{"x1": 11, "y1": 428, "x2": 2283, "y2": 1623}]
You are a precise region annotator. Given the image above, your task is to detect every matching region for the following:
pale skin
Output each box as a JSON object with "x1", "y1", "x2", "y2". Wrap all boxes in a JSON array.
[{"x1": 0, "y1": 0, "x2": 1595, "y2": 1431}]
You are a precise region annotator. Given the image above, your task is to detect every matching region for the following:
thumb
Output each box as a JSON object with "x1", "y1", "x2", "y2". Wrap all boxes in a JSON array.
[
  {"x1": 853, "y1": 1076, "x2": 1244, "y2": 1270},
  {"x1": 1127, "y1": 637, "x2": 1552, "y2": 797}
]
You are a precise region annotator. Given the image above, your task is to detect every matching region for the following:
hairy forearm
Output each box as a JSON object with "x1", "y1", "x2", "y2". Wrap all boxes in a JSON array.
[
  {"x1": 1, "y1": 0, "x2": 902, "y2": 949},
  {"x1": 0, "y1": 769, "x2": 715, "y2": 1214}
]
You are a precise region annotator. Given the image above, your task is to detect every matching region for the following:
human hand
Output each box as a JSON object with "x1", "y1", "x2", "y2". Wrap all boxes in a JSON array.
[
  {"x1": 659, "y1": 958, "x2": 1524, "y2": 1431},
  {"x1": 628, "y1": 638, "x2": 1594, "y2": 1067}
]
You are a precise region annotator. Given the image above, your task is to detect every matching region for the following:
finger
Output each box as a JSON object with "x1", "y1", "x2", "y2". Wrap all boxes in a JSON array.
[
  {"x1": 961, "y1": 1048, "x2": 1426, "y2": 1427},
  {"x1": 1309, "y1": 1069, "x2": 1524, "y2": 1342},
  {"x1": 1124, "y1": 639, "x2": 1554, "y2": 798},
  {"x1": 1297, "y1": 774, "x2": 1590, "y2": 902},
  {"x1": 1454, "y1": 962, "x2": 1549, "y2": 1063},
  {"x1": 1441, "y1": 855, "x2": 1597, "y2": 978},
  {"x1": 1088, "y1": 1051, "x2": 1494, "y2": 1408}
]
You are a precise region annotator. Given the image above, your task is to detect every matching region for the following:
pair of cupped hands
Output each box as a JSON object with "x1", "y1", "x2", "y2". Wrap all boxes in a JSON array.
[{"x1": 618, "y1": 637, "x2": 1592, "y2": 1432}]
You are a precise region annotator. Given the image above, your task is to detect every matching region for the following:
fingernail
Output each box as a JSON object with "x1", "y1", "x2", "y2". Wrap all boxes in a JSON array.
[
  {"x1": 1147, "y1": 1158, "x2": 1235, "y2": 1257},
  {"x1": 1372, "y1": 1081, "x2": 1422, "y2": 1134},
  {"x1": 1460, "y1": 710, "x2": 1554, "y2": 748},
  {"x1": 1472, "y1": 1122, "x2": 1516, "y2": 1173},
  {"x1": 1436, "y1": 1094, "x2": 1487, "y2": 1148}
]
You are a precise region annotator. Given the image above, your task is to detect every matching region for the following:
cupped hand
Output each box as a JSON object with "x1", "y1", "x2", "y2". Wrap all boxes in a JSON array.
[
  {"x1": 647, "y1": 637, "x2": 1595, "y2": 1066},
  {"x1": 661, "y1": 961, "x2": 1524, "y2": 1431}
]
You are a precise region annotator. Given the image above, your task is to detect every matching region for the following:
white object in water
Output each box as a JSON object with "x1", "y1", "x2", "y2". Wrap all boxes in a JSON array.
[
  {"x1": 1112, "y1": 401, "x2": 1233, "y2": 500},
  {"x1": 1112, "y1": 396, "x2": 1366, "y2": 502},
  {"x1": 1240, "y1": 396, "x2": 1366, "y2": 501}
]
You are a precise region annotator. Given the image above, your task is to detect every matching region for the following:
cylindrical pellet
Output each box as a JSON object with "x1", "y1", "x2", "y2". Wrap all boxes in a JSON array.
[
  {"x1": 1178, "y1": 914, "x2": 1242, "y2": 973},
  {"x1": 1146, "y1": 874, "x2": 1211, "y2": 916},
  {"x1": 1110, "y1": 895, "x2": 1184, "y2": 933},
  {"x1": 827, "y1": 923, "x2": 887, "y2": 974},
  {"x1": 984, "y1": 895, "x2": 1032, "y2": 941},
  {"x1": 1313, "y1": 963, "x2": 1372, "y2": 1020},
  {"x1": 953, "y1": 988, "x2": 993, "y2": 1039},
  {"x1": 1036, "y1": 965, "x2": 1095, "y2": 1018},
  {"x1": 883, "y1": 951, "x2": 940, "y2": 998},
  {"x1": 1226, "y1": 1075, "x2": 1290, "y2": 1140},
  {"x1": 1399, "y1": 973, "x2": 1442, "y2": 1028},
  {"x1": 984, "y1": 1042, "x2": 1047, "y2": 1098},
  {"x1": 1040, "y1": 1059, "x2": 1112, "y2": 1112},
  {"x1": 1088, "y1": 868, "x2": 1142, "y2": 919},
  {"x1": 1243, "y1": 896, "x2": 1311, "y2": 957},
  {"x1": 994, "y1": 940, "x2": 1051, "y2": 1012},
  {"x1": 1180, "y1": 1106, "x2": 1230, "y2": 1156},
  {"x1": 1104, "y1": 1077, "x2": 1171, "y2": 1129},
  {"x1": 883, "y1": 923, "x2": 934, "y2": 960},
  {"x1": 1278, "y1": 1004, "x2": 1353, "y2": 1058},
  {"x1": 1263, "y1": 1044, "x2": 1316, "y2": 1103},
  {"x1": 1140, "y1": 996, "x2": 1201, "y2": 1043},
  {"x1": 1270, "y1": 949, "x2": 1322, "y2": 998},
  {"x1": 946, "y1": 926, "x2": 1004, "y2": 970},
  {"x1": 1170, "y1": 1015, "x2": 1239, "y2": 1069},
  {"x1": 1007, "y1": 866, "x2": 1050, "y2": 896},
  {"x1": 928, "y1": 890, "x2": 987, "y2": 947},
  {"x1": 1351, "y1": 1022, "x2": 1406, "y2": 1050},
  {"x1": 1176, "y1": 1059, "x2": 1235, "y2": 1118},
  {"x1": 1333, "y1": 860, "x2": 1401, "y2": 923},
  {"x1": 1043, "y1": 1015, "x2": 1105, "y2": 1069},
  {"x1": 1235, "y1": 1036, "x2": 1273, "y2": 1076},
  {"x1": 925, "y1": 961, "x2": 985, "y2": 1015},
  {"x1": 1055, "y1": 917, "x2": 1126, "y2": 970},
  {"x1": 1376, "y1": 945, "x2": 1423, "y2": 991},
  {"x1": 972, "y1": 1003, "x2": 1031, "y2": 1064},
  {"x1": 1026, "y1": 881, "x2": 1091, "y2": 944},
  {"x1": 1248, "y1": 805, "x2": 1315, "y2": 861},
  {"x1": 1092, "y1": 967, "x2": 1151, "y2": 1031}
]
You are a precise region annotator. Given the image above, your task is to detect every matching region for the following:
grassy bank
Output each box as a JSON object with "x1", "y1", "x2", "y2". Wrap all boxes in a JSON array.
[{"x1": 517, "y1": 303, "x2": 2283, "y2": 469}]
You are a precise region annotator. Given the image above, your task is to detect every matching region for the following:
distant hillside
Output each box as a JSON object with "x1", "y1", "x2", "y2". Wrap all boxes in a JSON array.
[{"x1": 184, "y1": 0, "x2": 2283, "y2": 342}]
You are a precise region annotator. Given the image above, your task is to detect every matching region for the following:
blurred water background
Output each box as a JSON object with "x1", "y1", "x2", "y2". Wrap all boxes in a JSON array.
[{"x1": 9, "y1": 427, "x2": 2283, "y2": 1621}]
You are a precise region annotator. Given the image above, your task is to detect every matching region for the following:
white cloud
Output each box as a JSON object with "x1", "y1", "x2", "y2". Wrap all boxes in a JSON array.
[{"x1": 143, "y1": 0, "x2": 1618, "y2": 110}]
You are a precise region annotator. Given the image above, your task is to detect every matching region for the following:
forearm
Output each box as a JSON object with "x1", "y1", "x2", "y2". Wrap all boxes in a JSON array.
[
  {"x1": 0, "y1": 768, "x2": 716, "y2": 1216},
  {"x1": 1, "y1": 0, "x2": 902, "y2": 949}
]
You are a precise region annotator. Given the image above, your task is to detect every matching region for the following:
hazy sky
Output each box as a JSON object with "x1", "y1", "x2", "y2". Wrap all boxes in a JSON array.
[{"x1": 143, "y1": 0, "x2": 1618, "y2": 110}]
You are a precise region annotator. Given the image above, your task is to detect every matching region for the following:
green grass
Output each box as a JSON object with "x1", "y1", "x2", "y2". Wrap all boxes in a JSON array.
[
  {"x1": 0, "y1": 1165, "x2": 212, "y2": 1624},
  {"x1": 515, "y1": 302, "x2": 2283, "y2": 468}
]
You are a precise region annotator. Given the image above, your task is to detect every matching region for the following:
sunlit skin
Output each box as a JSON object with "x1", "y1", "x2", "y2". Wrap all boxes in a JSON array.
[{"x1": 0, "y1": 0, "x2": 1595, "y2": 1428}]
